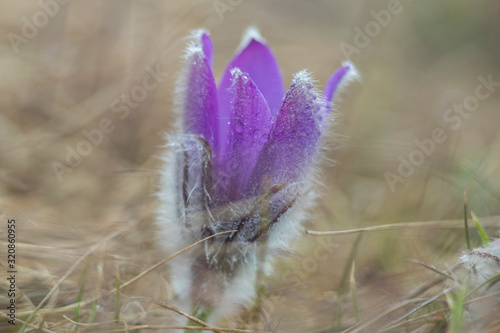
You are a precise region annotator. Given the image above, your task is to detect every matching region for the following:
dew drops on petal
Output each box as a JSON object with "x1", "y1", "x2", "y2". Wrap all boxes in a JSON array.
[
  {"x1": 253, "y1": 129, "x2": 262, "y2": 140},
  {"x1": 235, "y1": 121, "x2": 244, "y2": 133}
]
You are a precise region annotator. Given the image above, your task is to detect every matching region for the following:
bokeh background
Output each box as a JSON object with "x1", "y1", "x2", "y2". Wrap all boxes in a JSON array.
[{"x1": 1, "y1": 0, "x2": 500, "y2": 332}]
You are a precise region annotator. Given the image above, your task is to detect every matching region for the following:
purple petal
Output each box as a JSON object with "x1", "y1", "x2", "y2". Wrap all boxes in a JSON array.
[
  {"x1": 217, "y1": 28, "x2": 284, "y2": 154},
  {"x1": 217, "y1": 68, "x2": 273, "y2": 202},
  {"x1": 247, "y1": 70, "x2": 324, "y2": 194},
  {"x1": 181, "y1": 44, "x2": 219, "y2": 155},
  {"x1": 323, "y1": 62, "x2": 358, "y2": 113},
  {"x1": 201, "y1": 31, "x2": 213, "y2": 66}
]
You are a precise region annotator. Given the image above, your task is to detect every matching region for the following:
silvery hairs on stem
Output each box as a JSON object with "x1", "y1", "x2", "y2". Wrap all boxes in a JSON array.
[
  {"x1": 156, "y1": 27, "x2": 358, "y2": 324},
  {"x1": 459, "y1": 239, "x2": 500, "y2": 322},
  {"x1": 461, "y1": 239, "x2": 500, "y2": 292}
]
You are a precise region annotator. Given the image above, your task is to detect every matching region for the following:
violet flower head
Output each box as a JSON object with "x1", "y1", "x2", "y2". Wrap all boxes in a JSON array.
[{"x1": 157, "y1": 27, "x2": 358, "y2": 324}]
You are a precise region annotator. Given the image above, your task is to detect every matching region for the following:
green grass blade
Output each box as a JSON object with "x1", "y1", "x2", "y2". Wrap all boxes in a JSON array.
[
  {"x1": 471, "y1": 211, "x2": 490, "y2": 245},
  {"x1": 75, "y1": 262, "x2": 89, "y2": 333},
  {"x1": 446, "y1": 281, "x2": 467, "y2": 333},
  {"x1": 463, "y1": 192, "x2": 471, "y2": 250}
]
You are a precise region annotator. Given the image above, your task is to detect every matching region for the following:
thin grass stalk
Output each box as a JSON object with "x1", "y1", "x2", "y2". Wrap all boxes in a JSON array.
[
  {"x1": 463, "y1": 192, "x2": 471, "y2": 250},
  {"x1": 349, "y1": 262, "x2": 360, "y2": 324},
  {"x1": 75, "y1": 261, "x2": 89, "y2": 333}
]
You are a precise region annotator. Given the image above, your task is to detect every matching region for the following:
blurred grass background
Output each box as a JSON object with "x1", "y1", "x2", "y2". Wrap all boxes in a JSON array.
[{"x1": 0, "y1": 0, "x2": 499, "y2": 332}]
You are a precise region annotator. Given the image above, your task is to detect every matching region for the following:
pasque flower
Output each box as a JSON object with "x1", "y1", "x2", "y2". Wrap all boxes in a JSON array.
[{"x1": 157, "y1": 27, "x2": 357, "y2": 324}]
